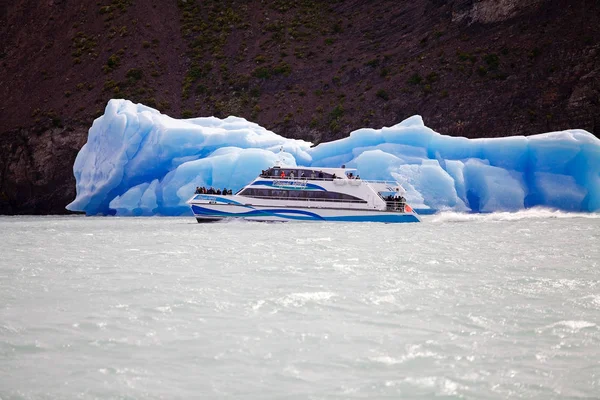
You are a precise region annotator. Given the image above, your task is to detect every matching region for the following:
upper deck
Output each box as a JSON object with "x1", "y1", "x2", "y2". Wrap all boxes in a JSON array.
[{"x1": 260, "y1": 166, "x2": 359, "y2": 180}]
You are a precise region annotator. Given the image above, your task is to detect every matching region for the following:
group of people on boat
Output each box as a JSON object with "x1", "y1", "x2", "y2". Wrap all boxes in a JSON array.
[
  {"x1": 259, "y1": 169, "x2": 360, "y2": 180},
  {"x1": 261, "y1": 170, "x2": 325, "y2": 180},
  {"x1": 384, "y1": 195, "x2": 407, "y2": 212},
  {"x1": 195, "y1": 186, "x2": 233, "y2": 195}
]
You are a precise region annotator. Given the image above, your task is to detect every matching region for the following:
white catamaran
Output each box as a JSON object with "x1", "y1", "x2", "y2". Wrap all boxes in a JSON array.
[{"x1": 187, "y1": 164, "x2": 420, "y2": 223}]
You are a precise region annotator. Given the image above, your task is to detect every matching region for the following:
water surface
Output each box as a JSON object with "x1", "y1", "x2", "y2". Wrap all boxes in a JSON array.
[{"x1": 1, "y1": 211, "x2": 599, "y2": 399}]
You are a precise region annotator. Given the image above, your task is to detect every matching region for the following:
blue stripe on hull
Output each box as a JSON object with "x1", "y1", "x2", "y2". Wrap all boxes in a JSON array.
[
  {"x1": 191, "y1": 205, "x2": 419, "y2": 223},
  {"x1": 322, "y1": 214, "x2": 420, "y2": 223},
  {"x1": 192, "y1": 205, "x2": 325, "y2": 220},
  {"x1": 192, "y1": 195, "x2": 246, "y2": 206}
]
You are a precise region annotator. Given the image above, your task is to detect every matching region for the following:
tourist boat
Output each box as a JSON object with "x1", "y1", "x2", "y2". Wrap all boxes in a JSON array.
[
  {"x1": 188, "y1": 166, "x2": 420, "y2": 223},
  {"x1": 187, "y1": 165, "x2": 420, "y2": 223}
]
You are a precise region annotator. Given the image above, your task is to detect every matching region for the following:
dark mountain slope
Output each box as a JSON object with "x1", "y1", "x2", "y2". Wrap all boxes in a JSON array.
[{"x1": 1, "y1": 0, "x2": 599, "y2": 214}]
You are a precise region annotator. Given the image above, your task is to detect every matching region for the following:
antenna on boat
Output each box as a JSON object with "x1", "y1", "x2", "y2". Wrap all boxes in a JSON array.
[{"x1": 274, "y1": 145, "x2": 284, "y2": 167}]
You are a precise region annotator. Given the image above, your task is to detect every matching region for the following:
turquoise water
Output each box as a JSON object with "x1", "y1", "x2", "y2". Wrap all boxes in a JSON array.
[{"x1": 1, "y1": 211, "x2": 599, "y2": 399}]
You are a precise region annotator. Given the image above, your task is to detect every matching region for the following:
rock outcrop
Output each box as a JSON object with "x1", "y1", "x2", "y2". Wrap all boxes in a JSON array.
[
  {"x1": 0, "y1": 125, "x2": 87, "y2": 214},
  {"x1": 452, "y1": 0, "x2": 544, "y2": 24}
]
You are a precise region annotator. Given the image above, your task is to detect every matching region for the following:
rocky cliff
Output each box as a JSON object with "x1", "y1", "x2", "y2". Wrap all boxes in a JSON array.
[{"x1": 1, "y1": 0, "x2": 599, "y2": 214}]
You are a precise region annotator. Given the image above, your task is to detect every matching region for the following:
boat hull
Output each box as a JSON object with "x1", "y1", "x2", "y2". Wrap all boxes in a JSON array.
[{"x1": 190, "y1": 203, "x2": 420, "y2": 223}]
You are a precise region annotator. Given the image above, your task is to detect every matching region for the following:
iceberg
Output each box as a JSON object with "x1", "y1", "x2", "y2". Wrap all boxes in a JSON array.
[{"x1": 67, "y1": 99, "x2": 600, "y2": 215}]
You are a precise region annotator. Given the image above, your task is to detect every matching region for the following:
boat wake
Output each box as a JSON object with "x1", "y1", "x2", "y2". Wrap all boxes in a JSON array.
[{"x1": 429, "y1": 208, "x2": 600, "y2": 223}]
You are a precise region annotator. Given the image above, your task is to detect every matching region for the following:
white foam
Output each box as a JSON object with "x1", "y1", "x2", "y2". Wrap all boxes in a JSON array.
[
  {"x1": 430, "y1": 208, "x2": 600, "y2": 223},
  {"x1": 278, "y1": 291, "x2": 336, "y2": 307},
  {"x1": 553, "y1": 320, "x2": 596, "y2": 331}
]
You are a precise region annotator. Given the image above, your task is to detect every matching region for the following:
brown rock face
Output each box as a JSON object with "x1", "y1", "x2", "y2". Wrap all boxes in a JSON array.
[
  {"x1": 0, "y1": 125, "x2": 87, "y2": 214},
  {"x1": 452, "y1": 0, "x2": 544, "y2": 24},
  {"x1": 1, "y1": 0, "x2": 599, "y2": 214}
]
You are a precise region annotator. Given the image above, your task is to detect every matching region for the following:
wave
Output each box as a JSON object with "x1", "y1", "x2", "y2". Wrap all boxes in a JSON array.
[{"x1": 429, "y1": 208, "x2": 600, "y2": 223}]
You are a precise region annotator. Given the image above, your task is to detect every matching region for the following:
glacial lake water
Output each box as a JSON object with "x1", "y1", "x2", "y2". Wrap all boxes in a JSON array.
[{"x1": 1, "y1": 211, "x2": 599, "y2": 399}]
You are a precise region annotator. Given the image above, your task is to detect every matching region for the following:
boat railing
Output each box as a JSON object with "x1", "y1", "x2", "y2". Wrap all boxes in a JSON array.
[
  {"x1": 258, "y1": 174, "x2": 403, "y2": 186},
  {"x1": 361, "y1": 179, "x2": 402, "y2": 186},
  {"x1": 259, "y1": 174, "x2": 337, "y2": 182},
  {"x1": 385, "y1": 199, "x2": 406, "y2": 212}
]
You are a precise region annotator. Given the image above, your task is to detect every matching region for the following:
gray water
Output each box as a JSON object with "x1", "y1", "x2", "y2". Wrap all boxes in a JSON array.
[{"x1": 1, "y1": 211, "x2": 599, "y2": 399}]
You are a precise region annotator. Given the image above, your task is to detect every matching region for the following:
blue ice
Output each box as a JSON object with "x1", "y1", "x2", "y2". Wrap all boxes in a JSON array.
[{"x1": 67, "y1": 99, "x2": 600, "y2": 215}]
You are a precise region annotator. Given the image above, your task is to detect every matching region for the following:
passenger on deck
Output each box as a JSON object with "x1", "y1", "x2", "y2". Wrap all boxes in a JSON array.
[
  {"x1": 280, "y1": 171, "x2": 286, "y2": 179},
  {"x1": 310, "y1": 171, "x2": 316, "y2": 179},
  {"x1": 398, "y1": 196, "x2": 406, "y2": 212},
  {"x1": 356, "y1": 175, "x2": 360, "y2": 179},
  {"x1": 289, "y1": 171, "x2": 295, "y2": 179},
  {"x1": 332, "y1": 173, "x2": 337, "y2": 179},
  {"x1": 216, "y1": 189, "x2": 222, "y2": 195},
  {"x1": 228, "y1": 189, "x2": 233, "y2": 195},
  {"x1": 301, "y1": 172, "x2": 306, "y2": 178},
  {"x1": 222, "y1": 188, "x2": 228, "y2": 195},
  {"x1": 318, "y1": 172, "x2": 323, "y2": 179},
  {"x1": 195, "y1": 186, "x2": 201, "y2": 194}
]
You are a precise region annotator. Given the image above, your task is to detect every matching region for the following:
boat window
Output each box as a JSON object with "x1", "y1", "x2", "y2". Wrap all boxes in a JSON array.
[
  {"x1": 268, "y1": 168, "x2": 284, "y2": 177},
  {"x1": 238, "y1": 188, "x2": 366, "y2": 203},
  {"x1": 303, "y1": 170, "x2": 334, "y2": 180}
]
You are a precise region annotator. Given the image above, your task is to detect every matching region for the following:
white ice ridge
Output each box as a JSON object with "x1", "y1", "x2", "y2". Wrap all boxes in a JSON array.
[{"x1": 67, "y1": 99, "x2": 600, "y2": 216}]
